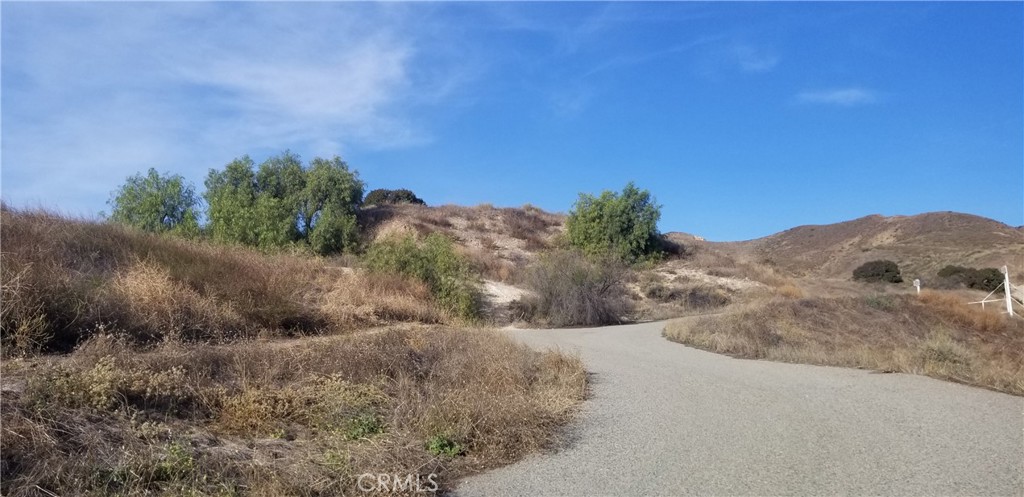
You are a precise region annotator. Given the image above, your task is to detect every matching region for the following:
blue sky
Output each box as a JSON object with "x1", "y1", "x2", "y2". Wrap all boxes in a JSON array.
[{"x1": 2, "y1": 2, "x2": 1021, "y2": 241}]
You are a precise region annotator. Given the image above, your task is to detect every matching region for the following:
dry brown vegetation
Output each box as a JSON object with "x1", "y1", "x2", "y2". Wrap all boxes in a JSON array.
[
  {"x1": 709, "y1": 212, "x2": 1024, "y2": 280},
  {"x1": 0, "y1": 207, "x2": 455, "y2": 355},
  {"x1": 664, "y1": 290, "x2": 1024, "y2": 395},
  {"x1": 2, "y1": 327, "x2": 585, "y2": 496},
  {"x1": 1, "y1": 207, "x2": 587, "y2": 495},
  {"x1": 512, "y1": 250, "x2": 631, "y2": 327},
  {"x1": 358, "y1": 203, "x2": 563, "y2": 277}
]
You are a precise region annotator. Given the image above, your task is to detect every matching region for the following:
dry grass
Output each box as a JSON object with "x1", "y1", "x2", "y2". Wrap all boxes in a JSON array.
[
  {"x1": 463, "y1": 247, "x2": 519, "y2": 283},
  {"x1": 2, "y1": 327, "x2": 586, "y2": 496},
  {"x1": 2, "y1": 207, "x2": 588, "y2": 495},
  {"x1": 321, "y1": 272, "x2": 445, "y2": 326},
  {"x1": 514, "y1": 250, "x2": 630, "y2": 327},
  {"x1": 0, "y1": 207, "x2": 454, "y2": 355},
  {"x1": 776, "y1": 283, "x2": 805, "y2": 299},
  {"x1": 664, "y1": 290, "x2": 1024, "y2": 395}
]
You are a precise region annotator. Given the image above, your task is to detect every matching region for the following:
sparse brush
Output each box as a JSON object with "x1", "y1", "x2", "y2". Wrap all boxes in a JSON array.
[
  {"x1": 2, "y1": 327, "x2": 586, "y2": 496},
  {"x1": 776, "y1": 283, "x2": 804, "y2": 299},
  {"x1": 321, "y1": 272, "x2": 445, "y2": 326},
  {"x1": 0, "y1": 207, "x2": 457, "y2": 356},
  {"x1": 516, "y1": 250, "x2": 630, "y2": 327},
  {"x1": 664, "y1": 292, "x2": 1024, "y2": 395}
]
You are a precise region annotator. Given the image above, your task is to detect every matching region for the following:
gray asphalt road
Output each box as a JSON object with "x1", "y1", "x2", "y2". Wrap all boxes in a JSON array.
[{"x1": 455, "y1": 321, "x2": 1024, "y2": 497}]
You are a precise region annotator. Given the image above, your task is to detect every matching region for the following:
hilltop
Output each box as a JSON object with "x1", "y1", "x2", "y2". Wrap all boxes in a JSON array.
[{"x1": 659, "y1": 212, "x2": 1023, "y2": 284}]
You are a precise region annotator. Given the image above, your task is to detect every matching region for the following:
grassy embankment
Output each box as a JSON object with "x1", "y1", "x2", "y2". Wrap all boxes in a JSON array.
[
  {"x1": 664, "y1": 290, "x2": 1024, "y2": 395},
  {"x1": 0, "y1": 207, "x2": 586, "y2": 496}
]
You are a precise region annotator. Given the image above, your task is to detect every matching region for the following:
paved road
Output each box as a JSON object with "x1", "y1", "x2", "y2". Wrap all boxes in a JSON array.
[{"x1": 455, "y1": 321, "x2": 1024, "y2": 496}]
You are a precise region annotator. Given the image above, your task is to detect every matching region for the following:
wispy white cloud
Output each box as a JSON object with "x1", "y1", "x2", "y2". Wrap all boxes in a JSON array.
[
  {"x1": 797, "y1": 87, "x2": 878, "y2": 106},
  {"x1": 1, "y1": 3, "x2": 470, "y2": 215},
  {"x1": 732, "y1": 45, "x2": 779, "y2": 73}
]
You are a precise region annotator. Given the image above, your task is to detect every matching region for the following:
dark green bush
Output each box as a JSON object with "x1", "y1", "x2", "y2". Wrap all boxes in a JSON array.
[
  {"x1": 852, "y1": 260, "x2": 903, "y2": 283},
  {"x1": 937, "y1": 265, "x2": 1003, "y2": 292},
  {"x1": 515, "y1": 250, "x2": 630, "y2": 327},
  {"x1": 363, "y1": 188, "x2": 425, "y2": 206},
  {"x1": 364, "y1": 234, "x2": 479, "y2": 320},
  {"x1": 565, "y1": 182, "x2": 662, "y2": 263}
]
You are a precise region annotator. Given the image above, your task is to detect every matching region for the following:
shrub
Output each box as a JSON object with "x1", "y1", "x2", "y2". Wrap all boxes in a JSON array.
[
  {"x1": 937, "y1": 265, "x2": 1004, "y2": 292},
  {"x1": 0, "y1": 207, "x2": 342, "y2": 355},
  {"x1": 364, "y1": 234, "x2": 480, "y2": 320},
  {"x1": 852, "y1": 260, "x2": 903, "y2": 283},
  {"x1": 502, "y1": 208, "x2": 550, "y2": 241},
  {"x1": 363, "y1": 188, "x2": 425, "y2": 206},
  {"x1": 425, "y1": 433, "x2": 463, "y2": 458},
  {"x1": 516, "y1": 250, "x2": 630, "y2": 327},
  {"x1": 565, "y1": 182, "x2": 663, "y2": 263}
]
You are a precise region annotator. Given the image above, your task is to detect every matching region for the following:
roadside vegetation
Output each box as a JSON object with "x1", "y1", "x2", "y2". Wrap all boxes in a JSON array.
[
  {"x1": 664, "y1": 291, "x2": 1024, "y2": 395},
  {"x1": 2, "y1": 328, "x2": 585, "y2": 496},
  {"x1": 512, "y1": 182, "x2": 670, "y2": 327},
  {"x1": 365, "y1": 234, "x2": 481, "y2": 321},
  {"x1": 513, "y1": 250, "x2": 630, "y2": 327},
  {"x1": 0, "y1": 206, "x2": 587, "y2": 495}
]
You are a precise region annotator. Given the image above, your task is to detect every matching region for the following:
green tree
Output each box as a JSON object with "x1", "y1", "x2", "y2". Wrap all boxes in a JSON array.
[
  {"x1": 204, "y1": 156, "x2": 259, "y2": 246},
  {"x1": 108, "y1": 168, "x2": 200, "y2": 237},
  {"x1": 565, "y1": 182, "x2": 662, "y2": 263},
  {"x1": 363, "y1": 188, "x2": 425, "y2": 206},
  {"x1": 301, "y1": 156, "x2": 363, "y2": 254},
  {"x1": 203, "y1": 152, "x2": 364, "y2": 254}
]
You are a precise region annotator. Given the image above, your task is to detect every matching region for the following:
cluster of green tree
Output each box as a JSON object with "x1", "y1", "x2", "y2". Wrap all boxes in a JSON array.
[
  {"x1": 363, "y1": 188, "x2": 426, "y2": 206},
  {"x1": 203, "y1": 153, "x2": 362, "y2": 254},
  {"x1": 109, "y1": 152, "x2": 431, "y2": 256},
  {"x1": 937, "y1": 265, "x2": 1004, "y2": 293},
  {"x1": 852, "y1": 260, "x2": 903, "y2": 283}
]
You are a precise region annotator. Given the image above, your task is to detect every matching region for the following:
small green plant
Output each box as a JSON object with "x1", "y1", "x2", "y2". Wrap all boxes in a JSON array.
[
  {"x1": 344, "y1": 413, "x2": 385, "y2": 440},
  {"x1": 426, "y1": 433, "x2": 463, "y2": 458},
  {"x1": 154, "y1": 441, "x2": 196, "y2": 482}
]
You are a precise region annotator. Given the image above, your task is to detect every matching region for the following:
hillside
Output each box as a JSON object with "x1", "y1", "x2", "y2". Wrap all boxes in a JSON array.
[
  {"x1": 359, "y1": 203, "x2": 564, "y2": 282},
  {"x1": 708, "y1": 212, "x2": 1024, "y2": 281},
  {"x1": 0, "y1": 207, "x2": 586, "y2": 496}
]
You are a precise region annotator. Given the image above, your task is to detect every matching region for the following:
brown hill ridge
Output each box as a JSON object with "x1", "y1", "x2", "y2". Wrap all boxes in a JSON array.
[
  {"x1": 360, "y1": 205, "x2": 1021, "y2": 285},
  {"x1": 708, "y1": 211, "x2": 1023, "y2": 280}
]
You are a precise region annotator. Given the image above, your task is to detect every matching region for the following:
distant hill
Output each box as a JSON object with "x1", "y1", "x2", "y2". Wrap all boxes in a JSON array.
[
  {"x1": 366, "y1": 207, "x2": 1022, "y2": 284},
  {"x1": 712, "y1": 212, "x2": 1023, "y2": 280}
]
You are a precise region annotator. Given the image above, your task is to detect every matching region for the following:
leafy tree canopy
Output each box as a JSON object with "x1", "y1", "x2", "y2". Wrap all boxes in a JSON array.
[
  {"x1": 565, "y1": 182, "x2": 663, "y2": 263},
  {"x1": 204, "y1": 151, "x2": 364, "y2": 254},
  {"x1": 108, "y1": 168, "x2": 200, "y2": 237},
  {"x1": 363, "y1": 188, "x2": 426, "y2": 206}
]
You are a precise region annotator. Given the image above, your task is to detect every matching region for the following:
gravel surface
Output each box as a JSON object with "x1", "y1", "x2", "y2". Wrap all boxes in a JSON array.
[{"x1": 455, "y1": 321, "x2": 1024, "y2": 496}]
